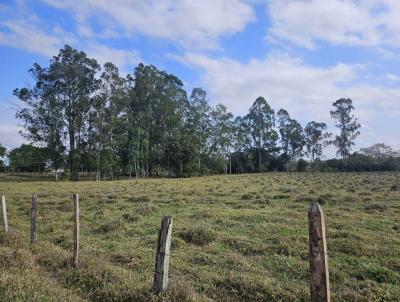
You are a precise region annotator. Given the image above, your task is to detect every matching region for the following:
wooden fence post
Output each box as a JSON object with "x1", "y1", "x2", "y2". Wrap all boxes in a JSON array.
[
  {"x1": 73, "y1": 193, "x2": 80, "y2": 268},
  {"x1": 308, "y1": 202, "x2": 330, "y2": 302},
  {"x1": 31, "y1": 195, "x2": 38, "y2": 244},
  {"x1": 153, "y1": 216, "x2": 173, "y2": 293},
  {"x1": 2, "y1": 196, "x2": 8, "y2": 232}
]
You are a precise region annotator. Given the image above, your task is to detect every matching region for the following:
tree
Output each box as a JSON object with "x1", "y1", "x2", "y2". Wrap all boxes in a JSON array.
[
  {"x1": 187, "y1": 88, "x2": 211, "y2": 174},
  {"x1": 304, "y1": 121, "x2": 331, "y2": 161},
  {"x1": 160, "y1": 72, "x2": 189, "y2": 176},
  {"x1": 277, "y1": 109, "x2": 305, "y2": 165},
  {"x1": 277, "y1": 109, "x2": 291, "y2": 158},
  {"x1": 210, "y1": 104, "x2": 233, "y2": 174},
  {"x1": 231, "y1": 116, "x2": 250, "y2": 174},
  {"x1": 15, "y1": 79, "x2": 65, "y2": 178},
  {"x1": 9, "y1": 45, "x2": 374, "y2": 178},
  {"x1": 247, "y1": 97, "x2": 277, "y2": 172},
  {"x1": 0, "y1": 143, "x2": 6, "y2": 158},
  {"x1": 89, "y1": 62, "x2": 125, "y2": 180},
  {"x1": 0, "y1": 143, "x2": 6, "y2": 172},
  {"x1": 297, "y1": 159, "x2": 308, "y2": 172},
  {"x1": 15, "y1": 45, "x2": 100, "y2": 180},
  {"x1": 359, "y1": 143, "x2": 398, "y2": 159},
  {"x1": 8, "y1": 144, "x2": 50, "y2": 173},
  {"x1": 330, "y1": 98, "x2": 361, "y2": 167},
  {"x1": 287, "y1": 119, "x2": 305, "y2": 161},
  {"x1": 125, "y1": 63, "x2": 188, "y2": 177}
]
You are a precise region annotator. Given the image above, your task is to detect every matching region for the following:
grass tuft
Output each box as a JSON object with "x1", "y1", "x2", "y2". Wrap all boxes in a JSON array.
[{"x1": 179, "y1": 227, "x2": 216, "y2": 245}]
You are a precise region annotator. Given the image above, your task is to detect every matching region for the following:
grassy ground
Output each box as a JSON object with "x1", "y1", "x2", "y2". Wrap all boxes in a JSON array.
[{"x1": 0, "y1": 172, "x2": 400, "y2": 301}]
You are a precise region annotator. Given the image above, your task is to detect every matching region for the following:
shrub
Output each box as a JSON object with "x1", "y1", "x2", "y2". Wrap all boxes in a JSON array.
[
  {"x1": 136, "y1": 202, "x2": 155, "y2": 216},
  {"x1": 190, "y1": 210, "x2": 212, "y2": 219},
  {"x1": 297, "y1": 159, "x2": 308, "y2": 172},
  {"x1": 150, "y1": 279, "x2": 198, "y2": 302},
  {"x1": 364, "y1": 203, "x2": 388, "y2": 212},
  {"x1": 121, "y1": 213, "x2": 139, "y2": 222},
  {"x1": 97, "y1": 219, "x2": 126, "y2": 233},
  {"x1": 179, "y1": 227, "x2": 216, "y2": 245},
  {"x1": 241, "y1": 193, "x2": 253, "y2": 200},
  {"x1": 126, "y1": 195, "x2": 150, "y2": 203}
]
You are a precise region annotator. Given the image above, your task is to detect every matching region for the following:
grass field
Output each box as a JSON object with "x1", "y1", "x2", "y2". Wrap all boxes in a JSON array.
[{"x1": 0, "y1": 172, "x2": 400, "y2": 301}]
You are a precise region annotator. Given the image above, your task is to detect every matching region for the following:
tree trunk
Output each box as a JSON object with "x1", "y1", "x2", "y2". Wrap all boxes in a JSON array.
[
  {"x1": 237, "y1": 152, "x2": 240, "y2": 174},
  {"x1": 96, "y1": 146, "x2": 101, "y2": 181},
  {"x1": 198, "y1": 146, "x2": 202, "y2": 176},
  {"x1": 181, "y1": 161, "x2": 184, "y2": 176},
  {"x1": 69, "y1": 130, "x2": 78, "y2": 181},
  {"x1": 229, "y1": 154, "x2": 232, "y2": 175}
]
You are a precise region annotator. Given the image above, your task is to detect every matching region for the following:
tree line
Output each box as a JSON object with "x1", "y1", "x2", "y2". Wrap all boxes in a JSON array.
[{"x1": 4, "y1": 45, "x2": 397, "y2": 180}]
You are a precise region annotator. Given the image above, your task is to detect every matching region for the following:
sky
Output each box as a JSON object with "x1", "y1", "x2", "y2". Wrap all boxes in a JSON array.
[{"x1": 0, "y1": 0, "x2": 399, "y2": 156}]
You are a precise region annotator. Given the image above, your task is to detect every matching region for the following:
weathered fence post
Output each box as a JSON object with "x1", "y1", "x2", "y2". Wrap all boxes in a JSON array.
[
  {"x1": 31, "y1": 195, "x2": 38, "y2": 244},
  {"x1": 153, "y1": 215, "x2": 173, "y2": 293},
  {"x1": 73, "y1": 193, "x2": 80, "y2": 268},
  {"x1": 308, "y1": 202, "x2": 330, "y2": 302},
  {"x1": 2, "y1": 196, "x2": 8, "y2": 232}
]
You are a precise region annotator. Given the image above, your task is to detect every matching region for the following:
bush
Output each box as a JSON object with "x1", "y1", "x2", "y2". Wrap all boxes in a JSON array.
[
  {"x1": 97, "y1": 219, "x2": 126, "y2": 233},
  {"x1": 297, "y1": 159, "x2": 308, "y2": 172},
  {"x1": 126, "y1": 195, "x2": 150, "y2": 203},
  {"x1": 364, "y1": 203, "x2": 388, "y2": 212},
  {"x1": 179, "y1": 227, "x2": 216, "y2": 245},
  {"x1": 241, "y1": 193, "x2": 253, "y2": 200}
]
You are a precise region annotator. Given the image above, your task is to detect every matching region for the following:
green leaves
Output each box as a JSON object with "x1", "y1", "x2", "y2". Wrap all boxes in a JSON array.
[
  {"x1": 10, "y1": 45, "x2": 372, "y2": 178},
  {"x1": 330, "y1": 98, "x2": 361, "y2": 161}
]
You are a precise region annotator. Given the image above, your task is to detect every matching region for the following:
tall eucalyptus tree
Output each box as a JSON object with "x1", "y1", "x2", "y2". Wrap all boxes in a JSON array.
[{"x1": 247, "y1": 97, "x2": 277, "y2": 172}]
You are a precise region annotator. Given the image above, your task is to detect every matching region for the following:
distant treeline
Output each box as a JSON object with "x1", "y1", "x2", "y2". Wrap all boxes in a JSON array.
[
  {"x1": 2, "y1": 143, "x2": 399, "y2": 176},
  {"x1": 4, "y1": 45, "x2": 398, "y2": 180}
]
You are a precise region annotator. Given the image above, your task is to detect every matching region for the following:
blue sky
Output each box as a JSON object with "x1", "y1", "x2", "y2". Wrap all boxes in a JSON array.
[{"x1": 0, "y1": 0, "x2": 399, "y2": 156}]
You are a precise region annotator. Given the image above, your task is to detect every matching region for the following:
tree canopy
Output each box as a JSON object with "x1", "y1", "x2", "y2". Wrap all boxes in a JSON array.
[
  {"x1": 330, "y1": 98, "x2": 361, "y2": 165},
  {"x1": 11, "y1": 45, "x2": 398, "y2": 179}
]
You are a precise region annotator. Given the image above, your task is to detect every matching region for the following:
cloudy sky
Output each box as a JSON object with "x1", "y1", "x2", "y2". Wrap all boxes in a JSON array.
[{"x1": 0, "y1": 0, "x2": 399, "y2": 154}]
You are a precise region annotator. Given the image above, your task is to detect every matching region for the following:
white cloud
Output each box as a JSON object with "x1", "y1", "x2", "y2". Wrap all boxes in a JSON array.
[
  {"x1": 0, "y1": 18, "x2": 141, "y2": 72},
  {"x1": 0, "y1": 124, "x2": 26, "y2": 149},
  {"x1": 87, "y1": 44, "x2": 141, "y2": 73},
  {"x1": 0, "y1": 19, "x2": 71, "y2": 56},
  {"x1": 375, "y1": 47, "x2": 397, "y2": 60},
  {"x1": 267, "y1": 0, "x2": 400, "y2": 49},
  {"x1": 0, "y1": 101, "x2": 27, "y2": 149},
  {"x1": 386, "y1": 73, "x2": 400, "y2": 81},
  {"x1": 42, "y1": 0, "x2": 255, "y2": 49},
  {"x1": 177, "y1": 52, "x2": 400, "y2": 149},
  {"x1": 178, "y1": 52, "x2": 357, "y2": 117},
  {"x1": 77, "y1": 24, "x2": 94, "y2": 38}
]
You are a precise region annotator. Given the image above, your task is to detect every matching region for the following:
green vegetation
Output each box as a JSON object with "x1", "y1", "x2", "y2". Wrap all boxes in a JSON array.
[
  {"x1": 1, "y1": 172, "x2": 400, "y2": 301},
  {"x1": 13, "y1": 45, "x2": 373, "y2": 180},
  {"x1": 8, "y1": 45, "x2": 399, "y2": 179},
  {"x1": 0, "y1": 143, "x2": 6, "y2": 171},
  {"x1": 7, "y1": 144, "x2": 50, "y2": 173}
]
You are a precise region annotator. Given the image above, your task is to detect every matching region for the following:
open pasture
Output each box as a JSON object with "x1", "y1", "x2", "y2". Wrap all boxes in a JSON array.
[{"x1": 0, "y1": 172, "x2": 400, "y2": 301}]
